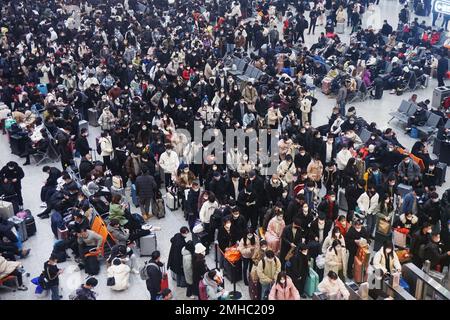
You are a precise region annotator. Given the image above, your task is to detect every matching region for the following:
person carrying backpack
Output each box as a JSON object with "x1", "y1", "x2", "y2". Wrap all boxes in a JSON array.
[
  {"x1": 71, "y1": 277, "x2": 98, "y2": 300},
  {"x1": 143, "y1": 250, "x2": 164, "y2": 300}
]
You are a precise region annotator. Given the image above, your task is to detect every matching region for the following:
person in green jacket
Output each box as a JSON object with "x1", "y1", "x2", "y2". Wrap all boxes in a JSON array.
[{"x1": 109, "y1": 194, "x2": 129, "y2": 226}]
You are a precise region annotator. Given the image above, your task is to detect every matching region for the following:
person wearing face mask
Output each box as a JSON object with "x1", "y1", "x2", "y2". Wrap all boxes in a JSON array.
[
  {"x1": 424, "y1": 232, "x2": 450, "y2": 271},
  {"x1": 0, "y1": 161, "x2": 25, "y2": 210},
  {"x1": 158, "y1": 145, "x2": 180, "y2": 189},
  {"x1": 217, "y1": 218, "x2": 234, "y2": 267},
  {"x1": 238, "y1": 228, "x2": 260, "y2": 285},
  {"x1": 308, "y1": 213, "x2": 333, "y2": 253},
  {"x1": 356, "y1": 185, "x2": 380, "y2": 237},
  {"x1": 167, "y1": 227, "x2": 190, "y2": 288},
  {"x1": 323, "y1": 161, "x2": 339, "y2": 194},
  {"x1": 294, "y1": 147, "x2": 312, "y2": 173},
  {"x1": 191, "y1": 243, "x2": 208, "y2": 298},
  {"x1": 324, "y1": 239, "x2": 348, "y2": 281},
  {"x1": 393, "y1": 212, "x2": 419, "y2": 237},
  {"x1": 199, "y1": 192, "x2": 219, "y2": 245},
  {"x1": 421, "y1": 192, "x2": 441, "y2": 228},
  {"x1": 202, "y1": 269, "x2": 229, "y2": 300},
  {"x1": 397, "y1": 156, "x2": 421, "y2": 186},
  {"x1": 307, "y1": 153, "x2": 324, "y2": 189},
  {"x1": 265, "y1": 210, "x2": 286, "y2": 256},
  {"x1": 209, "y1": 172, "x2": 227, "y2": 205},
  {"x1": 422, "y1": 161, "x2": 438, "y2": 189},
  {"x1": 264, "y1": 174, "x2": 284, "y2": 205},
  {"x1": 410, "y1": 222, "x2": 433, "y2": 268},
  {"x1": 237, "y1": 186, "x2": 258, "y2": 230},
  {"x1": 280, "y1": 217, "x2": 305, "y2": 268},
  {"x1": 318, "y1": 271, "x2": 350, "y2": 300},
  {"x1": 75, "y1": 127, "x2": 91, "y2": 158},
  {"x1": 226, "y1": 171, "x2": 244, "y2": 201},
  {"x1": 372, "y1": 241, "x2": 402, "y2": 276},
  {"x1": 318, "y1": 191, "x2": 339, "y2": 222},
  {"x1": 257, "y1": 250, "x2": 281, "y2": 300},
  {"x1": 268, "y1": 271, "x2": 300, "y2": 300},
  {"x1": 287, "y1": 243, "x2": 310, "y2": 298},
  {"x1": 344, "y1": 220, "x2": 369, "y2": 279}
]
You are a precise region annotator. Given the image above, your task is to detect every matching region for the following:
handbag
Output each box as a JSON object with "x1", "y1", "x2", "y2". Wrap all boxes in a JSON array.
[
  {"x1": 377, "y1": 218, "x2": 391, "y2": 235},
  {"x1": 284, "y1": 247, "x2": 296, "y2": 262},
  {"x1": 160, "y1": 266, "x2": 169, "y2": 291},
  {"x1": 107, "y1": 277, "x2": 116, "y2": 286},
  {"x1": 315, "y1": 254, "x2": 325, "y2": 269}
]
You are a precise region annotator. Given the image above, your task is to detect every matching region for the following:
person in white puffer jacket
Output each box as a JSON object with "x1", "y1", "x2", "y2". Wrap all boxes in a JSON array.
[
  {"x1": 107, "y1": 258, "x2": 131, "y2": 291},
  {"x1": 159, "y1": 145, "x2": 180, "y2": 189}
]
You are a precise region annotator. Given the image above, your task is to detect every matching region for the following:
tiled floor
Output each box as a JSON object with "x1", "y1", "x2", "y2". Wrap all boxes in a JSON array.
[{"x1": 0, "y1": 2, "x2": 448, "y2": 300}]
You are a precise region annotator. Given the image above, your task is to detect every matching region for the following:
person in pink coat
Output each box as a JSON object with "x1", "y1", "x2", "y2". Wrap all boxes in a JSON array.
[
  {"x1": 268, "y1": 272, "x2": 300, "y2": 300},
  {"x1": 265, "y1": 209, "x2": 285, "y2": 255}
]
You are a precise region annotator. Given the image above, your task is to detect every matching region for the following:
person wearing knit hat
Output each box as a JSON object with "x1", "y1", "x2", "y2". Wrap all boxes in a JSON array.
[{"x1": 195, "y1": 243, "x2": 207, "y2": 255}]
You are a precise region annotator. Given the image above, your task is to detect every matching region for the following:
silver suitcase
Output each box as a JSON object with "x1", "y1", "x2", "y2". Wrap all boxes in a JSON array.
[
  {"x1": 165, "y1": 192, "x2": 178, "y2": 210},
  {"x1": 139, "y1": 233, "x2": 157, "y2": 256},
  {"x1": 398, "y1": 183, "x2": 413, "y2": 198},
  {"x1": 8, "y1": 216, "x2": 28, "y2": 242},
  {"x1": 78, "y1": 120, "x2": 89, "y2": 135},
  {"x1": 336, "y1": 22, "x2": 345, "y2": 34},
  {"x1": 0, "y1": 200, "x2": 14, "y2": 219}
]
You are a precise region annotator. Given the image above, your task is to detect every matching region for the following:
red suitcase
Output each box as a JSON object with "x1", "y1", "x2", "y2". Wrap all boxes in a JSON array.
[
  {"x1": 353, "y1": 256, "x2": 368, "y2": 283},
  {"x1": 322, "y1": 77, "x2": 332, "y2": 95}
]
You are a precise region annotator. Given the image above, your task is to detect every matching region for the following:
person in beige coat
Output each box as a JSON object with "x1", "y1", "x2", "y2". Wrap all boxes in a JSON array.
[
  {"x1": 107, "y1": 258, "x2": 131, "y2": 291},
  {"x1": 277, "y1": 155, "x2": 296, "y2": 185},
  {"x1": 0, "y1": 255, "x2": 27, "y2": 290},
  {"x1": 257, "y1": 250, "x2": 281, "y2": 299},
  {"x1": 307, "y1": 156, "x2": 324, "y2": 186},
  {"x1": 298, "y1": 98, "x2": 311, "y2": 126},
  {"x1": 238, "y1": 231, "x2": 260, "y2": 285},
  {"x1": 318, "y1": 271, "x2": 350, "y2": 300},
  {"x1": 267, "y1": 105, "x2": 283, "y2": 128},
  {"x1": 242, "y1": 82, "x2": 258, "y2": 112},
  {"x1": 336, "y1": 6, "x2": 346, "y2": 23},
  {"x1": 324, "y1": 239, "x2": 348, "y2": 280},
  {"x1": 372, "y1": 242, "x2": 401, "y2": 275}
]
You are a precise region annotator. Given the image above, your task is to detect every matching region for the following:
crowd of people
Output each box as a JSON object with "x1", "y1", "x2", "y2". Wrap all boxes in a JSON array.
[{"x1": 0, "y1": 0, "x2": 449, "y2": 301}]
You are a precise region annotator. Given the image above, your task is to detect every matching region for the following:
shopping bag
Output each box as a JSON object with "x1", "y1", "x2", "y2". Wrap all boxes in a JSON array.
[{"x1": 377, "y1": 219, "x2": 391, "y2": 235}]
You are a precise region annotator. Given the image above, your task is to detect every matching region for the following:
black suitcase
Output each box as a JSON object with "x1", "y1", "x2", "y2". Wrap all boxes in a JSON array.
[
  {"x1": 10, "y1": 134, "x2": 26, "y2": 156},
  {"x1": 223, "y1": 257, "x2": 243, "y2": 282},
  {"x1": 84, "y1": 255, "x2": 100, "y2": 275},
  {"x1": 25, "y1": 214, "x2": 37, "y2": 237},
  {"x1": 88, "y1": 108, "x2": 99, "y2": 127},
  {"x1": 373, "y1": 77, "x2": 384, "y2": 99},
  {"x1": 435, "y1": 162, "x2": 447, "y2": 186}
]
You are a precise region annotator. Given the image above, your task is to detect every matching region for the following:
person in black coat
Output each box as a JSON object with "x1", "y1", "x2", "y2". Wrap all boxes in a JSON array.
[
  {"x1": 345, "y1": 220, "x2": 370, "y2": 279},
  {"x1": 167, "y1": 227, "x2": 189, "y2": 288},
  {"x1": 227, "y1": 207, "x2": 248, "y2": 243},
  {"x1": 0, "y1": 161, "x2": 25, "y2": 208},
  {"x1": 79, "y1": 154, "x2": 95, "y2": 180},
  {"x1": 192, "y1": 251, "x2": 208, "y2": 297},
  {"x1": 317, "y1": 192, "x2": 339, "y2": 222},
  {"x1": 43, "y1": 254, "x2": 62, "y2": 300},
  {"x1": 264, "y1": 174, "x2": 284, "y2": 205},
  {"x1": 186, "y1": 183, "x2": 201, "y2": 230},
  {"x1": 422, "y1": 162, "x2": 438, "y2": 188},
  {"x1": 280, "y1": 217, "x2": 305, "y2": 268},
  {"x1": 226, "y1": 171, "x2": 244, "y2": 201},
  {"x1": 209, "y1": 172, "x2": 228, "y2": 204},
  {"x1": 75, "y1": 128, "x2": 91, "y2": 157},
  {"x1": 307, "y1": 214, "x2": 333, "y2": 258},
  {"x1": 420, "y1": 193, "x2": 441, "y2": 227},
  {"x1": 287, "y1": 243, "x2": 310, "y2": 297},
  {"x1": 217, "y1": 218, "x2": 234, "y2": 253},
  {"x1": 247, "y1": 170, "x2": 268, "y2": 226},
  {"x1": 437, "y1": 49, "x2": 448, "y2": 87},
  {"x1": 237, "y1": 186, "x2": 258, "y2": 230},
  {"x1": 294, "y1": 148, "x2": 312, "y2": 172},
  {"x1": 285, "y1": 193, "x2": 303, "y2": 226},
  {"x1": 410, "y1": 222, "x2": 432, "y2": 268},
  {"x1": 424, "y1": 232, "x2": 450, "y2": 270},
  {"x1": 146, "y1": 250, "x2": 164, "y2": 300},
  {"x1": 345, "y1": 179, "x2": 365, "y2": 212}
]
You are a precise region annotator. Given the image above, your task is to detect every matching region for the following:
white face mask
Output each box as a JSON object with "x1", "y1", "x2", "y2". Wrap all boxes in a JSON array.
[
  {"x1": 247, "y1": 234, "x2": 253, "y2": 239},
  {"x1": 280, "y1": 279, "x2": 286, "y2": 284},
  {"x1": 385, "y1": 249, "x2": 392, "y2": 254},
  {"x1": 355, "y1": 227, "x2": 362, "y2": 232},
  {"x1": 335, "y1": 232, "x2": 340, "y2": 238},
  {"x1": 282, "y1": 192, "x2": 288, "y2": 198}
]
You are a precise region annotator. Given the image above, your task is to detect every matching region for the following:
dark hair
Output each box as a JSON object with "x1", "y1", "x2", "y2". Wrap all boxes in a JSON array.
[
  {"x1": 86, "y1": 277, "x2": 98, "y2": 287},
  {"x1": 276, "y1": 271, "x2": 287, "y2": 286},
  {"x1": 151, "y1": 250, "x2": 161, "y2": 261},
  {"x1": 161, "y1": 288, "x2": 172, "y2": 298},
  {"x1": 110, "y1": 218, "x2": 120, "y2": 226},
  {"x1": 265, "y1": 250, "x2": 275, "y2": 259},
  {"x1": 207, "y1": 270, "x2": 217, "y2": 280},
  {"x1": 327, "y1": 271, "x2": 338, "y2": 280},
  {"x1": 331, "y1": 239, "x2": 341, "y2": 256},
  {"x1": 180, "y1": 226, "x2": 189, "y2": 234},
  {"x1": 111, "y1": 194, "x2": 122, "y2": 204},
  {"x1": 243, "y1": 227, "x2": 256, "y2": 246},
  {"x1": 42, "y1": 166, "x2": 50, "y2": 172}
]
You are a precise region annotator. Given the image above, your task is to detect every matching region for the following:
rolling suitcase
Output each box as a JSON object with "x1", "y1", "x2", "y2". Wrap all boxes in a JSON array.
[
  {"x1": 304, "y1": 268, "x2": 319, "y2": 297},
  {"x1": 165, "y1": 192, "x2": 178, "y2": 210},
  {"x1": 435, "y1": 162, "x2": 447, "y2": 186},
  {"x1": 24, "y1": 213, "x2": 37, "y2": 237},
  {"x1": 321, "y1": 77, "x2": 332, "y2": 95},
  {"x1": 139, "y1": 233, "x2": 158, "y2": 256},
  {"x1": 131, "y1": 184, "x2": 139, "y2": 207},
  {"x1": 0, "y1": 200, "x2": 14, "y2": 219},
  {"x1": 338, "y1": 189, "x2": 348, "y2": 211},
  {"x1": 84, "y1": 255, "x2": 100, "y2": 275},
  {"x1": 397, "y1": 183, "x2": 413, "y2": 198},
  {"x1": 353, "y1": 256, "x2": 368, "y2": 283},
  {"x1": 431, "y1": 86, "x2": 450, "y2": 109},
  {"x1": 336, "y1": 22, "x2": 345, "y2": 34},
  {"x1": 78, "y1": 120, "x2": 89, "y2": 136},
  {"x1": 8, "y1": 216, "x2": 28, "y2": 242},
  {"x1": 373, "y1": 77, "x2": 384, "y2": 99},
  {"x1": 88, "y1": 108, "x2": 99, "y2": 127}
]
